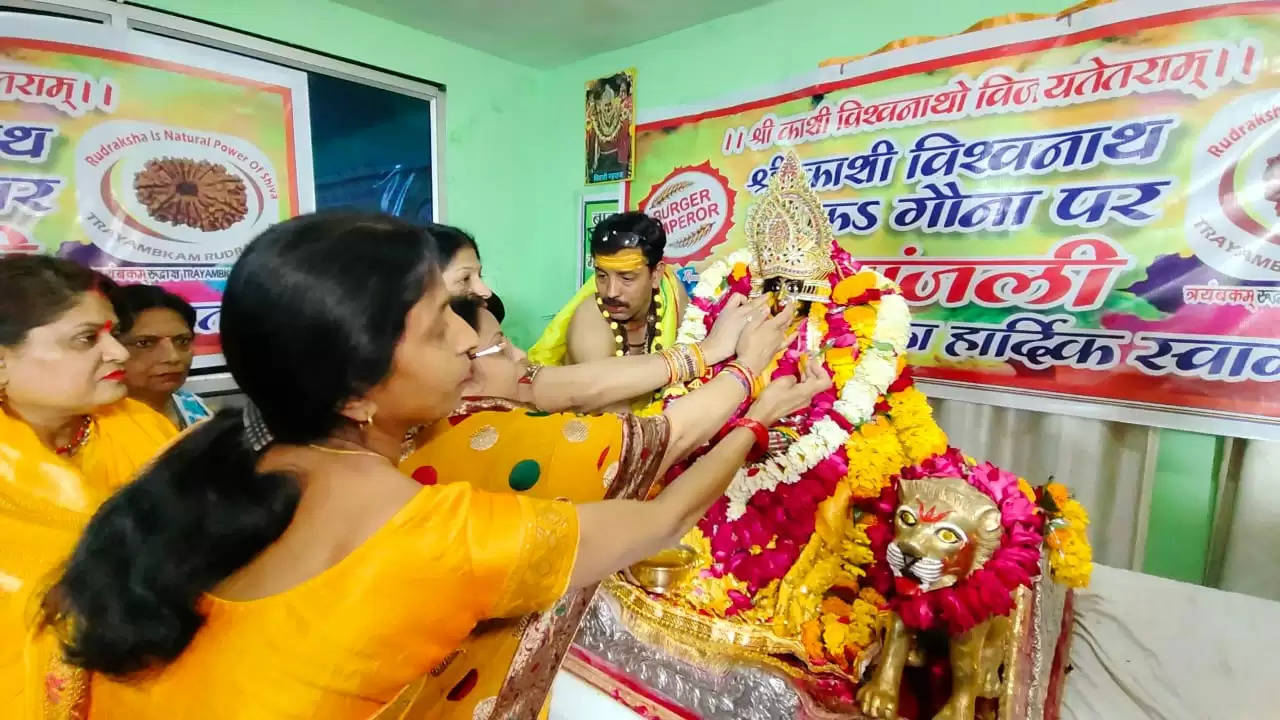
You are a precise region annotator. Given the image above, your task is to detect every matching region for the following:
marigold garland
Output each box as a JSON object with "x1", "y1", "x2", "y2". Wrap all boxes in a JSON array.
[{"x1": 1040, "y1": 481, "x2": 1093, "y2": 588}]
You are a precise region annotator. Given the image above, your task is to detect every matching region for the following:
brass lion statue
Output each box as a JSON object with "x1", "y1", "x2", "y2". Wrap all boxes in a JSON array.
[{"x1": 859, "y1": 461, "x2": 1045, "y2": 720}]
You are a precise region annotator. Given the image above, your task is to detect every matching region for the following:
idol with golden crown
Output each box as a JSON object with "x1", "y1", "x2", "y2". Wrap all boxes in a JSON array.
[{"x1": 570, "y1": 151, "x2": 1094, "y2": 720}]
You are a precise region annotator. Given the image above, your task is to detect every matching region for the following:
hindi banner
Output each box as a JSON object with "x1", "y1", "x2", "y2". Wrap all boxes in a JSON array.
[
  {"x1": 1, "y1": 15, "x2": 314, "y2": 368},
  {"x1": 628, "y1": 1, "x2": 1280, "y2": 438}
]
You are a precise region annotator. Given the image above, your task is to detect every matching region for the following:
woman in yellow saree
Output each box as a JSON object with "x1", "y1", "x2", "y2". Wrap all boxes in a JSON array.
[
  {"x1": 42, "y1": 212, "x2": 829, "y2": 720},
  {"x1": 0, "y1": 255, "x2": 176, "y2": 719}
]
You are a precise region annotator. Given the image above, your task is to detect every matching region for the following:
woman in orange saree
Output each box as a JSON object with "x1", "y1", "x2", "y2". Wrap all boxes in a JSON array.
[
  {"x1": 391, "y1": 297, "x2": 798, "y2": 719},
  {"x1": 0, "y1": 255, "x2": 176, "y2": 719}
]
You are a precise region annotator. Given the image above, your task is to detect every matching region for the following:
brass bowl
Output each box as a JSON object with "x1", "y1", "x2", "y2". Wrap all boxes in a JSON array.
[{"x1": 623, "y1": 544, "x2": 699, "y2": 595}]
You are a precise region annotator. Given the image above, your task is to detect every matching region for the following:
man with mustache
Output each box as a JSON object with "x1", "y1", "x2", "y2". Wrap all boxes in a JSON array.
[{"x1": 529, "y1": 211, "x2": 689, "y2": 412}]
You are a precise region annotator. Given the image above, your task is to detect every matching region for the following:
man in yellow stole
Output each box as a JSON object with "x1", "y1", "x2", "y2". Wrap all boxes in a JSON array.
[{"x1": 528, "y1": 211, "x2": 687, "y2": 412}]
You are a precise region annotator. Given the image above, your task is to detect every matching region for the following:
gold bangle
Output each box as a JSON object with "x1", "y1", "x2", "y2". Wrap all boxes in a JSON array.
[
  {"x1": 680, "y1": 346, "x2": 697, "y2": 383},
  {"x1": 688, "y1": 343, "x2": 707, "y2": 378},
  {"x1": 665, "y1": 345, "x2": 686, "y2": 384}
]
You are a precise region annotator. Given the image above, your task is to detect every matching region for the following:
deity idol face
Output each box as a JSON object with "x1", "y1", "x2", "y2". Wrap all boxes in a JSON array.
[
  {"x1": 887, "y1": 477, "x2": 1002, "y2": 593},
  {"x1": 760, "y1": 276, "x2": 826, "y2": 308},
  {"x1": 593, "y1": 84, "x2": 624, "y2": 140}
]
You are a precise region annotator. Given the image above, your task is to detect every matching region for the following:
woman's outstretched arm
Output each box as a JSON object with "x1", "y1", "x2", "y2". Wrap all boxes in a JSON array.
[
  {"x1": 567, "y1": 361, "x2": 830, "y2": 589},
  {"x1": 528, "y1": 295, "x2": 759, "y2": 413}
]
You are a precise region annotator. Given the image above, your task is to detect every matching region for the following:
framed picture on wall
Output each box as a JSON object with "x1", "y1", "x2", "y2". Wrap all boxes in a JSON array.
[
  {"x1": 585, "y1": 68, "x2": 635, "y2": 184},
  {"x1": 578, "y1": 190, "x2": 622, "y2": 287}
]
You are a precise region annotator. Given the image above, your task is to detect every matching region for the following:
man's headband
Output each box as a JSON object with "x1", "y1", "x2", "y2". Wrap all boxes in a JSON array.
[
  {"x1": 593, "y1": 248, "x2": 648, "y2": 272},
  {"x1": 592, "y1": 230, "x2": 652, "y2": 272}
]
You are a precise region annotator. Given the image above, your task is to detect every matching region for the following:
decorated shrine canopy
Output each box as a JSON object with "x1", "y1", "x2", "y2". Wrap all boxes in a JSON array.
[{"x1": 628, "y1": 0, "x2": 1280, "y2": 440}]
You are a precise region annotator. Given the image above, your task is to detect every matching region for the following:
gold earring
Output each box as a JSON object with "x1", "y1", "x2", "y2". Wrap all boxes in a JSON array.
[{"x1": 360, "y1": 409, "x2": 376, "y2": 431}]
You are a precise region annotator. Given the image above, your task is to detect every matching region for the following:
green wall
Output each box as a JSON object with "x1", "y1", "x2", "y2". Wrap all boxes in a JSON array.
[{"x1": 137, "y1": 0, "x2": 1221, "y2": 583}]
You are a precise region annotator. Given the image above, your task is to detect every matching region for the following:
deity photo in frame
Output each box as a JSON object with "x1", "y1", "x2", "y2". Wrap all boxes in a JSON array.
[{"x1": 585, "y1": 69, "x2": 635, "y2": 184}]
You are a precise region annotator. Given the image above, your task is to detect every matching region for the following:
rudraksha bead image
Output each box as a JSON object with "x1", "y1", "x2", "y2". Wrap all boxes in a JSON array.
[{"x1": 133, "y1": 157, "x2": 248, "y2": 232}]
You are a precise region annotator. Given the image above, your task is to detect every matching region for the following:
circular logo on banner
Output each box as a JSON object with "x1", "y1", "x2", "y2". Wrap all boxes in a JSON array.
[
  {"x1": 638, "y1": 161, "x2": 734, "y2": 264},
  {"x1": 75, "y1": 120, "x2": 281, "y2": 265},
  {"x1": 1187, "y1": 91, "x2": 1280, "y2": 281}
]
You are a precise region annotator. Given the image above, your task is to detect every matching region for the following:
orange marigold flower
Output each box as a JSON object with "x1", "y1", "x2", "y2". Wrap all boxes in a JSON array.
[
  {"x1": 821, "y1": 596, "x2": 854, "y2": 617},
  {"x1": 731, "y1": 262, "x2": 749, "y2": 281},
  {"x1": 1017, "y1": 478, "x2": 1037, "y2": 503},
  {"x1": 843, "y1": 305, "x2": 878, "y2": 329},
  {"x1": 1047, "y1": 482, "x2": 1070, "y2": 507},
  {"x1": 832, "y1": 271, "x2": 878, "y2": 304},
  {"x1": 826, "y1": 346, "x2": 855, "y2": 366},
  {"x1": 801, "y1": 619, "x2": 826, "y2": 663}
]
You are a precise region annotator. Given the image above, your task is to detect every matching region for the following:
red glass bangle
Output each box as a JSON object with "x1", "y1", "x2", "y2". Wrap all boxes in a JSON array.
[{"x1": 730, "y1": 417, "x2": 770, "y2": 461}]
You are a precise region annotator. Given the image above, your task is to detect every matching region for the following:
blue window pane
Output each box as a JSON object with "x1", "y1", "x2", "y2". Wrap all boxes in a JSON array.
[{"x1": 308, "y1": 73, "x2": 433, "y2": 222}]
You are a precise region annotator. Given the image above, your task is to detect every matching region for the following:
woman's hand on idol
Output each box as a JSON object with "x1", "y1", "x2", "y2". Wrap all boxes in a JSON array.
[
  {"x1": 736, "y1": 299, "x2": 797, "y2": 376},
  {"x1": 746, "y1": 356, "x2": 832, "y2": 425},
  {"x1": 700, "y1": 295, "x2": 758, "y2": 365}
]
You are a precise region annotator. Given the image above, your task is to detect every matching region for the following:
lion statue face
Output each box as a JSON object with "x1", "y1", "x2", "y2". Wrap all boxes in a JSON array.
[{"x1": 887, "y1": 476, "x2": 1002, "y2": 593}]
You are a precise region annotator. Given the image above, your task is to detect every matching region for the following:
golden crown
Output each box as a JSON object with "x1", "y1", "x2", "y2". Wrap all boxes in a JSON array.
[{"x1": 744, "y1": 151, "x2": 838, "y2": 303}]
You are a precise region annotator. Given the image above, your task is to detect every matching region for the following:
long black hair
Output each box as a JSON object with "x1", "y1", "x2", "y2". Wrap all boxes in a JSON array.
[{"x1": 45, "y1": 211, "x2": 443, "y2": 675}]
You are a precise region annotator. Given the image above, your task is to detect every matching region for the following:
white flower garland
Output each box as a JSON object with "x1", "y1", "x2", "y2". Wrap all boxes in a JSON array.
[
  {"x1": 676, "y1": 249, "x2": 752, "y2": 346},
  {"x1": 675, "y1": 256, "x2": 912, "y2": 520}
]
